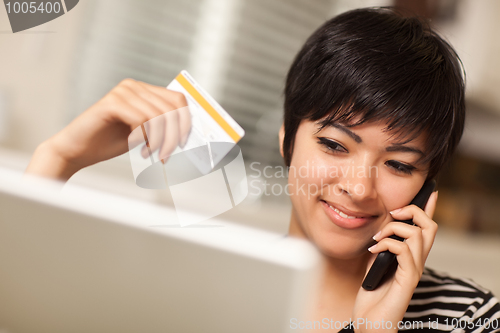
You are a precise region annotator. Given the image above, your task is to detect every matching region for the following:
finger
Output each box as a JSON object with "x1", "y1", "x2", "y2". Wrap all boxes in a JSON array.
[
  {"x1": 177, "y1": 106, "x2": 192, "y2": 147},
  {"x1": 128, "y1": 122, "x2": 148, "y2": 150},
  {"x1": 373, "y1": 222, "x2": 423, "y2": 271},
  {"x1": 141, "y1": 116, "x2": 166, "y2": 159},
  {"x1": 115, "y1": 83, "x2": 164, "y2": 119},
  {"x1": 424, "y1": 191, "x2": 438, "y2": 219},
  {"x1": 138, "y1": 82, "x2": 188, "y2": 110},
  {"x1": 117, "y1": 80, "x2": 177, "y2": 158},
  {"x1": 132, "y1": 84, "x2": 190, "y2": 151},
  {"x1": 159, "y1": 110, "x2": 180, "y2": 162},
  {"x1": 374, "y1": 222, "x2": 423, "y2": 241},
  {"x1": 100, "y1": 83, "x2": 150, "y2": 149},
  {"x1": 125, "y1": 80, "x2": 179, "y2": 115},
  {"x1": 390, "y1": 204, "x2": 436, "y2": 231},
  {"x1": 141, "y1": 131, "x2": 152, "y2": 159},
  {"x1": 390, "y1": 205, "x2": 438, "y2": 258},
  {"x1": 368, "y1": 238, "x2": 419, "y2": 279},
  {"x1": 115, "y1": 85, "x2": 168, "y2": 155},
  {"x1": 132, "y1": 82, "x2": 190, "y2": 151},
  {"x1": 107, "y1": 102, "x2": 151, "y2": 157},
  {"x1": 107, "y1": 96, "x2": 150, "y2": 134},
  {"x1": 114, "y1": 80, "x2": 188, "y2": 160}
]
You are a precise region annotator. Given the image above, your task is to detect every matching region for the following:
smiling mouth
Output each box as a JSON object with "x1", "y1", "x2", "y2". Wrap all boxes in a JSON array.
[
  {"x1": 329, "y1": 205, "x2": 358, "y2": 219},
  {"x1": 320, "y1": 200, "x2": 378, "y2": 219}
]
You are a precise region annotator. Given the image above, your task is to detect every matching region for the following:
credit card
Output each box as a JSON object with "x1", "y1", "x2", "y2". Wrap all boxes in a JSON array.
[
  {"x1": 128, "y1": 70, "x2": 245, "y2": 188},
  {"x1": 166, "y1": 70, "x2": 245, "y2": 174}
]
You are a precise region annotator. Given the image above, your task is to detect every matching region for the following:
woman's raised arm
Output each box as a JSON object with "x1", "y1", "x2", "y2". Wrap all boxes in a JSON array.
[{"x1": 26, "y1": 79, "x2": 191, "y2": 182}]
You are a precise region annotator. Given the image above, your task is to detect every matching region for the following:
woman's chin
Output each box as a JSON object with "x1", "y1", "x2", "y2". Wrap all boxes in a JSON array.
[
  {"x1": 313, "y1": 234, "x2": 375, "y2": 261},
  {"x1": 321, "y1": 247, "x2": 370, "y2": 261}
]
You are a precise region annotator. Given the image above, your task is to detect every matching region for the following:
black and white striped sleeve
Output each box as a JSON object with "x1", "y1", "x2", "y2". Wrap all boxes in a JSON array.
[{"x1": 401, "y1": 268, "x2": 500, "y2": 332}]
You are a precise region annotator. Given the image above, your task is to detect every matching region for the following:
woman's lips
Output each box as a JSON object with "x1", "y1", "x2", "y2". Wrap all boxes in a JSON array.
[{"x1": 320, "y1": 200, "x2": 377, "y2": 229}]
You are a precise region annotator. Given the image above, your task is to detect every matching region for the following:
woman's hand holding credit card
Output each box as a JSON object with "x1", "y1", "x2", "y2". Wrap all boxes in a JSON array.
[{"x1": 26, "y1": 71, "x2": 242, "y2": 181}]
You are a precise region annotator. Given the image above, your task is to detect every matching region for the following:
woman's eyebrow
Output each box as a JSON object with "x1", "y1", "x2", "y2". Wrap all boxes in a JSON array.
[
  {"x1": 326, "y1": 123, "x2": 424, "y2": 156},
  {"x1": 386, "y1": 144, "x2": 424, "y2": 156},
  {"x1": 328, "y1": 123, "x2": 362, "y2": 143}
]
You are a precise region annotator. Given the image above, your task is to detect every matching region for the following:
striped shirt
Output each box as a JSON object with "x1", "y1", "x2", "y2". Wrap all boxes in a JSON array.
[{"x1": 400, "y1": 267, "x2": 500, "y2": 332}]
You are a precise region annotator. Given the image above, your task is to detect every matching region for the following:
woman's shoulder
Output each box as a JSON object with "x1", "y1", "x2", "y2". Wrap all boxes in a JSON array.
[
  {"x1": 401, "y1": 267, "x2": 500, "y2": 332},
  {"x1": 416, "y1": 267, "x2": 495, "y2": 295}
]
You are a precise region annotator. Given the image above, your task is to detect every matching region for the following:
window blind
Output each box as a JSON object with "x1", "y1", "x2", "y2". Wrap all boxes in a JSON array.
[{"x1": 69, "y1": 0, "x2": 337, "y2": 173}]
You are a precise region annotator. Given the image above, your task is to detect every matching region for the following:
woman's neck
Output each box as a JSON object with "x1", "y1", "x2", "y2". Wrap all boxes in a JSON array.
[
  {"x1": 288, "y1": 213, "x2": 370, "y2": 288},
  {"x1": 288, "y1": 213, "x2": 371, "y2": 319},
  {"x1": 321, "y1": 253, "x2": 369, "y2": 297}
]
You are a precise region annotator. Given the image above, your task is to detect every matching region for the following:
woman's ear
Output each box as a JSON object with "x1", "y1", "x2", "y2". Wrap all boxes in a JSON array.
[{"x1": 279, "y1": 123, "x2": 285, "y2": 158}]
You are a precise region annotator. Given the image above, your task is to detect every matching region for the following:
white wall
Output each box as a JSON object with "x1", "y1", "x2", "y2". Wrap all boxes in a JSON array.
[
  {"x1": 437, "y1": 0, "x2": 500, "y2": 113},
  {"x1": 0, "y1": 0, "x2": 89, "y2": 152}
]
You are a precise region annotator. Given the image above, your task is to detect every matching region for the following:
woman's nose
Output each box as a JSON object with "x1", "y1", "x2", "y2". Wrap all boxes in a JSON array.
[{"x1": 337, "y1": 160, "x2": 378, "y2": 202}]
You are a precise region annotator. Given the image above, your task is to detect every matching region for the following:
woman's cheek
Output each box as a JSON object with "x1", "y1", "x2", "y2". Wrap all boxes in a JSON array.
[
  {"x1": 294, "y1": 155, "x2": 338, "y2": 198},
  {"x1": 377, "y1": 176, "x2": 423, "y2": 211}
]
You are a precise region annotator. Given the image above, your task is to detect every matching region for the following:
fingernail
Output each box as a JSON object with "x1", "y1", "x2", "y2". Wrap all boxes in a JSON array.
[
  {"x1": 373, "y1": 231, "x2": 381, "y2": 241},
  {"x1": 368, "y1": 244, "x2": 377, "y2": 253},
  {"x1": 390, "y1": 208, "x2": 401, "y2": 215}
]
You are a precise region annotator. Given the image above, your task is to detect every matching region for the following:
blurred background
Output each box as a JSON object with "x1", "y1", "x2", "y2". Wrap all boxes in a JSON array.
[{"x1": 1, "y1": 0, "x2": 499, "y2": 295}]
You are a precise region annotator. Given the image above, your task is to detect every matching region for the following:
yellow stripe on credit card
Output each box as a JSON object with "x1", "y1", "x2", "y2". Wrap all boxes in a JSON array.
[{"x1": 176, "y1": 73, "x2": 242, "y2": 143}]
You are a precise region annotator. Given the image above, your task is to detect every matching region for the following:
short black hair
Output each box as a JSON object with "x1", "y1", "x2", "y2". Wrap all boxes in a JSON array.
[{"x1": 283, "y1": 7, "x2": 465, "y2": 180}]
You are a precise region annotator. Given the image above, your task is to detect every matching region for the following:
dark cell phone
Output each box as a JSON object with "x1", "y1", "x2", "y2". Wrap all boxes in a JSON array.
[{"x1": 361, "y1": 179, "x2": 436, "y2": 291}]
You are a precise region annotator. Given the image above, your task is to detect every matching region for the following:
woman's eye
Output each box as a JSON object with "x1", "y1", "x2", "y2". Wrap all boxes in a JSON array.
[
  {"x1": 317, "y1": 137, "x2": 347, "y2": 153},
  {"x1": 385, "y1": 160, "x2": 416, "y2": 175}
]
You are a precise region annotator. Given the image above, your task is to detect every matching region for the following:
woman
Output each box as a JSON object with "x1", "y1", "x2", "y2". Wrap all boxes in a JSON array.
[{"x1": 27, "y1": 7, "x2": 499, "y2": 332}]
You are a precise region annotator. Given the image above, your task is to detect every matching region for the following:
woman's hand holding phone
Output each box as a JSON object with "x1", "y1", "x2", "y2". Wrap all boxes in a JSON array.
[
  {"x1": 350, "y1": 190, "x2": 439, "y2": 332},
  {"x1": 26, "y1": 79, "x2": 191, "y2": 181}
]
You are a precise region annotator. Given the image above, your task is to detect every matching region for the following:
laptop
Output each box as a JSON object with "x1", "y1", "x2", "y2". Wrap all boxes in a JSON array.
[{"x1": 0, "y1": 167, "x2": 321, "y2": 333}]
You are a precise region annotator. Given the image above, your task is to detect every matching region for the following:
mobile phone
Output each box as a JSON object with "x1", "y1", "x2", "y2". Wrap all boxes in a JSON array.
[{"x1": 361, "y1": 179, "x2": 436, "y2": 291}]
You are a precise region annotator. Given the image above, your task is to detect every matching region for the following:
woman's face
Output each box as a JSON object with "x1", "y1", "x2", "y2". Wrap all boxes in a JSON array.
[{"x1": 281, "y1": 119, "x2": 430, "y2": 260}]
